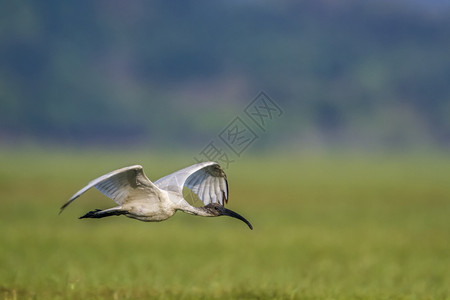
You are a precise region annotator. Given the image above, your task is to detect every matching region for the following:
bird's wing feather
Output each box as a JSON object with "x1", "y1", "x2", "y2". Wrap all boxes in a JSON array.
[
  {"x1": 60, "y1": 165, "x2": 160, "y2": 213},
  {"x1": 154, "y1": 161, "x2": 228, "y2": 206}
]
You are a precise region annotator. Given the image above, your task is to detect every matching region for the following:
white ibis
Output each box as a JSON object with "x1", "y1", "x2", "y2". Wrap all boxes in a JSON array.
[{"x1": 60, "y1": 161, "x2": 253, "y2": 230}]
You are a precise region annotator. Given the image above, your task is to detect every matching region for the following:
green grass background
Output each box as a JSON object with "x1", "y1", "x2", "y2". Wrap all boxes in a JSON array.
[{"x1": 0, "y1": 150, "x2": 449, "y2": 299}]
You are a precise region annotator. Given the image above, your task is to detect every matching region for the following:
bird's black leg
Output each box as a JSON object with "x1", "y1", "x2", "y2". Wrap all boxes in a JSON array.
[{"x1": 79, "y1": 208, "x2": 127, "y2": 219}]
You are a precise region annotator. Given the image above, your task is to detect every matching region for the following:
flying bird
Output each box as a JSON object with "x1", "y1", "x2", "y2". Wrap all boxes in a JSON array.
[{"x1": 60, "y1": 162, "x2": 253, "y2": 230}]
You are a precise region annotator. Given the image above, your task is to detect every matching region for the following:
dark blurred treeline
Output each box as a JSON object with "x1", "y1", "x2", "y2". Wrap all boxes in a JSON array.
[{"x1": 1, "y1": 0, "x2": 450, "y2": 150}]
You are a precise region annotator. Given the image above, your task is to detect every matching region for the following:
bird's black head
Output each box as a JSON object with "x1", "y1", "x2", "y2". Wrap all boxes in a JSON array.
[{"x1": 204, "y1": 203, "x2": 253, "y2": 230}]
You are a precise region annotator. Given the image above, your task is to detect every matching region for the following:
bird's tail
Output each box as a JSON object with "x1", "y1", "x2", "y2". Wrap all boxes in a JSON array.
[{"x1": 79, "y1": 207, "x2": 127, "y2": 219}]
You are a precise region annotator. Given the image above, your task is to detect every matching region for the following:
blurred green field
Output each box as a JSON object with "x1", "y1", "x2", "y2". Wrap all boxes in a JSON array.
[{"x1": 0, "y1": 150, "x2": 449, "y2": 300}]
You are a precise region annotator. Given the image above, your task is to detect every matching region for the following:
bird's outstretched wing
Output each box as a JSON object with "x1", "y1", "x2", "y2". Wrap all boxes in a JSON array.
[
  {"x1": 154, "y1": 161, "x2": 228, "y2": 206},
  {"x1": 60, "y1": 165, "x2": 159, "y2": 213}
]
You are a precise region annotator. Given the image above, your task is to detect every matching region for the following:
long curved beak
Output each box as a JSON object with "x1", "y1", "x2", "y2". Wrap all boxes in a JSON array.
[{"x1": 222, "y1": 208, "x2": 253, "y2": 230}]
